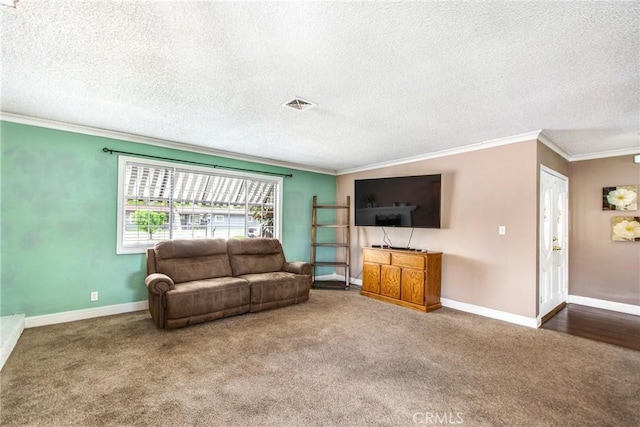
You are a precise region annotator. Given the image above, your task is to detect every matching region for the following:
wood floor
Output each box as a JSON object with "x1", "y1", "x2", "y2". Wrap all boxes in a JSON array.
[{"x1": 542, "y1": 304, "x2": 640, "y2": 351}]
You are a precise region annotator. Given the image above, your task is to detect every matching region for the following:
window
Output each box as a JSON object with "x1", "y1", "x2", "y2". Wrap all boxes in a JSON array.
[{"x1": 117, "y1": 156, "x2": 282, "y2": 254}]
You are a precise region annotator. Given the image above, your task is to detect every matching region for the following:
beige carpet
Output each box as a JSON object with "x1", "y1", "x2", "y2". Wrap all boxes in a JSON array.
[{"x1": 1, "y1": 289, "x2": 638, "y2": 426}]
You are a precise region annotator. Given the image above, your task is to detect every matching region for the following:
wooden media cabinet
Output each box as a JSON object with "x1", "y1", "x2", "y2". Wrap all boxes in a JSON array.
[{"x1": 361, "y1": 247, "x2": 442, "y2": 312}]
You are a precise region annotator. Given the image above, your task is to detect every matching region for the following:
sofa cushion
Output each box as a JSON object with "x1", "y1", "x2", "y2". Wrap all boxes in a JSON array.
[
  {"x1": 154, "y1": 239, "x2": 232, "y2": 284},
  {"x1": 227, "y1": 238, "x2": 285, "y2": 276},
  {"x1": 165, "y1": 277, "x2": 250, "y2": 320},
  {"x1": 240, "y1": 271, "x2": 310, "y2": 312}
]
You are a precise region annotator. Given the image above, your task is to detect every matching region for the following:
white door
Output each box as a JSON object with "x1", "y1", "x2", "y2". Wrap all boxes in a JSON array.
[{"x1": 539, "y1": 167, "x2": 569, "y2": 319}]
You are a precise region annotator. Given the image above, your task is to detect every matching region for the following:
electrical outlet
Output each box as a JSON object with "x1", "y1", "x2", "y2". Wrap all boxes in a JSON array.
[
  {"x1": 498, "y1": 226, "x2": 506, "y2": 235},
  {"x1": 90, "y1": 291, "x2": 98, "y2": 302}
]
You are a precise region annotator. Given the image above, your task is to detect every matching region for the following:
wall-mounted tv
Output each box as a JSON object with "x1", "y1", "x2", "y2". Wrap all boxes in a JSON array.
[{"x1": 354, "y1": 174, "x2": 441, "y2": 228}]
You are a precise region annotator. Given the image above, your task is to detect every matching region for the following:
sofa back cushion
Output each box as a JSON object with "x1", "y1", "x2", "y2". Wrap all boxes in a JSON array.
[
  {"x1": 227, "y1": 238, "x2": 285, "y2": 276},
  {"x1": 154, "y1": 239, "x2": 232, "y2": 284}
]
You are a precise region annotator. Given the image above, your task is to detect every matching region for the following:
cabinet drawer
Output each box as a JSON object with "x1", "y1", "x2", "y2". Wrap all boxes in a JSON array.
[
  {"x1": 392, "y1": 253, "x2": 425, "y2": 269},
  {"x1": 363, "y1": 249, "x2": 391, "y2": 265}
]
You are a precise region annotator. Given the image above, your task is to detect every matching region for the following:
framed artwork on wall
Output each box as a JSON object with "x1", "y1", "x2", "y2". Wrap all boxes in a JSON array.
[
  {"x1": 602, "y1": 185, "x2": 637, "y2": 211},
  {"x1": 611, "y1": 216, "x2": 640, "y2": 242}
]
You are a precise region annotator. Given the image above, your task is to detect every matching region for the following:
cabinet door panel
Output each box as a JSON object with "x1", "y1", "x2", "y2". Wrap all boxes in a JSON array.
[
  {"x1": 380, "y1": 265, "x2": 401, "y2": 299},
  {"x1": 362, "y1": 262, "x2": 381, "y2": 294},
  {"x1": 401, "y1": 268, "x2": 425, "y2": 305}
]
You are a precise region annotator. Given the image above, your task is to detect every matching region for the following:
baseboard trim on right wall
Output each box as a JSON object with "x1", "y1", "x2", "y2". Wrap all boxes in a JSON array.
[
  {"x1": 567, "y1": 295, "x2": 640, "y2": 316},
  {"x1": 440, "y1": 298, "x2": 539, "y2": 328}
]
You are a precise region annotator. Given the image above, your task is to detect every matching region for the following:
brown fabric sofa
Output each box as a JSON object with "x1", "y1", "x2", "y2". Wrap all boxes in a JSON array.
[{"x1": 144, "y1": 238, "x2": 311, "y2": 329}]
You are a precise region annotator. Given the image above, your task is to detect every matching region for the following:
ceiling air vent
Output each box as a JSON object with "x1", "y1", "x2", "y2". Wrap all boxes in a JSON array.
[{"x1": 282, "y1": 97, "x2": 316, "y2": 111}]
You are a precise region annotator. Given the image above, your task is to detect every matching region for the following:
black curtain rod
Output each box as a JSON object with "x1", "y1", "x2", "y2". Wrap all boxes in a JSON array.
[{"x1": 102, "y1": 147, "x2": 293, "y2": 178}]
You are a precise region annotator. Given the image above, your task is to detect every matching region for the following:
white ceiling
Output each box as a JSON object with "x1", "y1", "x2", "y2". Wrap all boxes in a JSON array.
[{"x1": 1, "y1": 1, "x2": 638, "y2": 174}]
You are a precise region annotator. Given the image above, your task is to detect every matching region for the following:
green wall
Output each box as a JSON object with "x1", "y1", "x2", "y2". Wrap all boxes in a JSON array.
[{"x1": 0, "y1": 121, "x2": 336, "y2": 317}]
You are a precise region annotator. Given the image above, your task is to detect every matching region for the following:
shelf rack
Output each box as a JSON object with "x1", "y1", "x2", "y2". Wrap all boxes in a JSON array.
[{"x1": 310, "y1": 195, "x2": 351, "y2": 289}]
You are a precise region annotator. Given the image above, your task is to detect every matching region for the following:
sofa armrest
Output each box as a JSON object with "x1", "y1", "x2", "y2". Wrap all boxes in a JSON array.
[
  {"x1": 145, "y1": 273, "x2": 175, "y2": 295},
  {"x1": 283, "y1": 261, "x2": 311, "y2": 276}
]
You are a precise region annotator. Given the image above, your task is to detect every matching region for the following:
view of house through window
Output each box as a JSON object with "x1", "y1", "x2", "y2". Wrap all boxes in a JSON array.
[{"x1": 117, "y1": 156, "x2": 281, "y2": 254}]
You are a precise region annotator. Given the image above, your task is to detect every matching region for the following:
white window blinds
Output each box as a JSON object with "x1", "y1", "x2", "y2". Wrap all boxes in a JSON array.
[{"x1": 117, "y1": 156, "x2": 281, "y2": 254}]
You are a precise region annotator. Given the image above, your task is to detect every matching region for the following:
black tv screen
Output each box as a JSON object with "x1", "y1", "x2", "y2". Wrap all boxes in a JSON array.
[{"x1": 354, "y1": 174, "x2": 441, "y2": 228}]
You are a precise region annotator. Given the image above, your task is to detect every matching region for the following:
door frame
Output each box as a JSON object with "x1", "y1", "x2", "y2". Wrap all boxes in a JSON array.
[{"x1": 538, "y1": 165, "x2": 569, "y2": 325}]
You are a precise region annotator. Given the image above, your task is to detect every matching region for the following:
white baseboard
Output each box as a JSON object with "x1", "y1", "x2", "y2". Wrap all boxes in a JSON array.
[
  {"x1": 324, "y1": 274, "x2": 538, "y2": 328},
  {"x1": 1, "y1": 314, "x2": 25, "y2": 371},
  {"x1": 25, "y1": 300, "x2": 149, "y2": 329},
  {"x1": 441, "y1": 298, "x2": 539, "y2": 328},
  {"x1": 568, "y1": 295, "x2": 640, "y2": 316}
]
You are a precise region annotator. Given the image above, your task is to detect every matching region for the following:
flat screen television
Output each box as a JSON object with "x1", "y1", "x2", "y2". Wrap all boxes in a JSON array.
[{"x1": 354, "y1": 174, "x2": 441, "y2": 228}]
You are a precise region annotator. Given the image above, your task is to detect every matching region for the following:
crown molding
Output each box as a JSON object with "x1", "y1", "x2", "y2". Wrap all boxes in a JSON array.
[
  {"x1": 536, "y1": 131, "x2": 572, "y2": 160},
  {"x1": 336, "y1": 130, "x2": 638, "y2": 175},
  {"x1": 0, "y1": 112, "x2": 337, "y2": 176},
  {"x1": 569, "y1": 146, "x2": 640, "y2": 162},
  {"x1": 337, "y1": 130, "x2": 544, "y2": 175},
  {"x1": 537, "y1": 132, "x2": 640, "y2": 162},
  {"x1": 4, "y1": 112, "x2": 635, "y2": 175}
]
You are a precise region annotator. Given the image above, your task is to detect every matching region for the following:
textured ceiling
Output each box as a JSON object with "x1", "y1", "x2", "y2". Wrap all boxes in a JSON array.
[{"x1": 1, "y1": 1, "x2": 638, "y2": 173}]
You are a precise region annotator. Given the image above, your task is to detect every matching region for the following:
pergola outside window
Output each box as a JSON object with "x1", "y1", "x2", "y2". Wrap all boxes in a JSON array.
[{"x1": 116, "y1": 156, "x2": 282, "y2": 254}]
